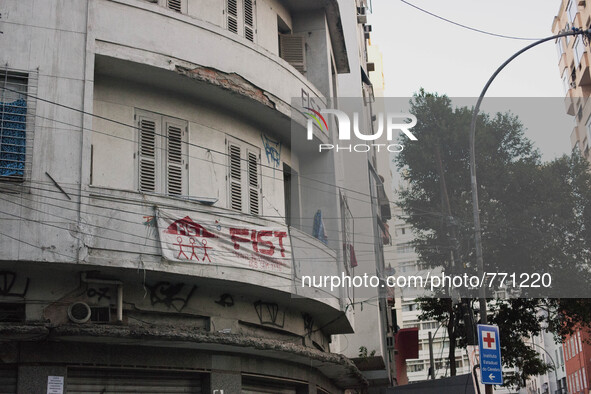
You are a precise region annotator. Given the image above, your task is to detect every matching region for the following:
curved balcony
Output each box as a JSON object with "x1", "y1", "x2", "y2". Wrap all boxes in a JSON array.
[
  {"x1": 81, "y1": 186, "x2": 351, "y2": 333},
  {"x1": 89, "y1": 0, "x2": 330, "y2": 143}
]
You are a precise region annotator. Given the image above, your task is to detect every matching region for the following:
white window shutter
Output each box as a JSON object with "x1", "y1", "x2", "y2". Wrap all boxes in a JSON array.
[
  {"x1": 279, "y1": 34, "x2": 306, "y2": 73},
  {"x1": 227, "y1": 0, "x2": 238, "y2": 34},
  {"x1": 247, "y1": 150, "x2": 259, "y2": 215},
  {"x1": 138, "y1": 117, "x2": 158, "y2": 192},
  {"x1": 165, "y1": 121, "x2": 185, "y2": 196},
  {"x1": 229, "y1": 143, "x2": 242, "y2": 211},
  {"x1": 166, "y1": 0, "x2": 182, "y2": 12},
  {"x1": 244, "y1": 0, "x2": 255, "y2": 42}
]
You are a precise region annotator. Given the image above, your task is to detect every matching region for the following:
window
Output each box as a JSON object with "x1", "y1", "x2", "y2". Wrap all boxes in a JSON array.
[
  {"x1": 1, "y1": 70, "x2": 29, "y2": 181},
  {"x1": 403, "y1": 320, "x2": 419, "y2": 329},
  {"x1": 557, "y1": 37, "x2": 565, "y2": 60},
  {"x1": 228, "y1": 139, "x2": 260, "y2": 215},
  {"x1": 574, "y1": 36, "x2": 585, "y2": 68},
  {"x1": 407, "y1": 362, "x2": 424, "y2": 372},
  {"x1": 0, "y1": 303, "x2": 26, "y2": 322},
  {"x1": 136, "y1": 110, "x2": 188, "y2": 196},
  {"x1": 284, "y1": 163, "x2": 300, "y2": 227},
  {"x1": 279, "y1": 34, "x2": 306, "y2": 74},
  {"x1": 397, "y1": 243, "x2": 414, "y2": 253},
  {"x1": 563, "y1": 70, "x2": 571, "y2": 94},
  {"x1": 146, "y1": 0, "x2": 186, "y2": 13},
  {"x1": 567, "y1": 0, "x2": 578, "y2": 22},
  {"x1": 166, "y1": 0, "x2": 182, "y2": 12},
  {"x1": 226, "y1": 0, "x2": 256, "y2": 42}
]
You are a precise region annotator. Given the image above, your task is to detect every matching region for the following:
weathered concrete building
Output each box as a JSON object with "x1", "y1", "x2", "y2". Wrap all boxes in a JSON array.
[
  {"x1": 0, "y1": 0, "x2": 379, "y2": 392},
  {"x1": 330, "y1": 2, "x2": 397, "y2": 387}
]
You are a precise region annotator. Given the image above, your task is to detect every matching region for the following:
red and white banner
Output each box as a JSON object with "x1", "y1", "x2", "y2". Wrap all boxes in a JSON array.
[{"x1": 156, "y1": 208, "x2": 292, "y2": 278}]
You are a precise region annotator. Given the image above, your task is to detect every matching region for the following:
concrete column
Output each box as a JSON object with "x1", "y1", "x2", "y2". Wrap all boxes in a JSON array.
[
  {"x1": 303, "y1": 374, "x2": 317, "y2": 394},
  {"x1": 210, "y1": 355, "x2": 241, "y2": 393},
  {"x1": 18, "y1": 365, "x2": 67, "y2": 394}
]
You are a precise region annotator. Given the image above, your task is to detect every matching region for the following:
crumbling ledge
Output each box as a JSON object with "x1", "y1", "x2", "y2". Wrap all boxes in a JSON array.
[
  {"x1": 176, "y1": 65, "x2": 277, "y2": 110},
  {"x1": 0, "y1": 323, "x2": 368, "y2": 388}
]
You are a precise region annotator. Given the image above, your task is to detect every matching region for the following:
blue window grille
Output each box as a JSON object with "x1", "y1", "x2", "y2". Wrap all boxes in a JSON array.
[{"x1": 0, "y1": 72, "x2": 28, "y2": 180}]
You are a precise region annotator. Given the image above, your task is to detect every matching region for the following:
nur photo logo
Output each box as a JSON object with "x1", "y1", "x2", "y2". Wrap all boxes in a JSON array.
[{"x1": 304, "y1": 107, "x2": 418, "y2": 152}]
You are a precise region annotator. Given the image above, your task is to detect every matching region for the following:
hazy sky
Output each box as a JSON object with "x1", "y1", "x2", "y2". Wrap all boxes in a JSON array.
[{"x1": 368, "y1": 0, "x2": 575, "y2": 159}]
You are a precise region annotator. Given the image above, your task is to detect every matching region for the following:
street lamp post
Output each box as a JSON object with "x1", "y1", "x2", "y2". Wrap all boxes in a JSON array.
[{"x1": 469, "y1": 27, "x2": 591, "y2": 394}]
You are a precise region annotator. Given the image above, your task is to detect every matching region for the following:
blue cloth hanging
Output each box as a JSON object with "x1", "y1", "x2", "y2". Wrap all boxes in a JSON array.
[{"x1": 312, "y1": 209, "x2": 328, "y2": 245}]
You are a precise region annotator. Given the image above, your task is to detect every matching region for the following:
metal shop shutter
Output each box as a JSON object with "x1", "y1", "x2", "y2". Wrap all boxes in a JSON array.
[
  {"x1": 67, "y1": 368, "x2": 203, "y2": 393},
  {"x1": 0, "y1": 367, "x2": 17, "y2": 394}
]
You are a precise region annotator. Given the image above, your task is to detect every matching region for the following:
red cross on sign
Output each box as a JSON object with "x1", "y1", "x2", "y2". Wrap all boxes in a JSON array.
[{"x1": 482, "y1": 331, "x2": 496, "y2": 349}]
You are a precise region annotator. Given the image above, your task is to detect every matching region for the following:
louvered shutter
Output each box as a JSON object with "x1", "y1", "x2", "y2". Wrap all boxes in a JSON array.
[
  {"x1": 229, "y1": 143, "x2": 242, "y2": 211},
  {"x1": 0, "y1": 368, "x2": 16, "y2": 394},
  {"x1": 138, "y1": 116, "x2": 158, "y2": 193},
  {"x1": 167, "y1": 0, "x2": 182, "y2": 12},
  {"x1": 227, "y1": 0, "x2": 238, "y2": 34},
  {"x1": 279, "y1": 34, "x2": 306, "y2": 73},
  {"x1": 67, "y1": 368, "x2": 202, "y2": 393},
  {"x1": 244, "y1": 0, "x2": 255, "y2": 42},
  {"x1": 247, "y1": 150, "x2": 259, "y2": 215},
  {"x1": 165, "y1": 121, "x2": 185, "y2": 196}
]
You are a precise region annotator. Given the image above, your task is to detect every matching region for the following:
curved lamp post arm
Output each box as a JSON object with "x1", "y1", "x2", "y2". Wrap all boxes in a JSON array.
[{"x1": 470, "y1": 28, "x2": 591, "y2": 324}]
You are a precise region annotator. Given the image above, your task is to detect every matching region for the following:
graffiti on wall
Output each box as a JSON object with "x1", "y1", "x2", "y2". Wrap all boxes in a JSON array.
[
  {"x1": 215, "y1": 293, "x2": 234, "y2": 307},
  {"x1": 0, "y1": 271, "x2": 30, "y2": 298},
  {"x1": 261, "y1": 133, "x2": 281, "y2": 168},
  {"x1": 254, "y1": 300, "x2": 284, "y2": 328},
  {"x1": 147, "y1": 281, "x2": 197, "y2": 312},
  {"x1": 86, "y1": 287, "x2": 111, "y2": 302}
]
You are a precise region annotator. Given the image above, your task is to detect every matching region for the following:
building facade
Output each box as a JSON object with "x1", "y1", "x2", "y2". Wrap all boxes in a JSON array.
[
  {"x1": 0, "y1": 0, "x2": 387, "y2": 392},
  {"x1": 330, "y1": 0, "x2": 397, "y2": 390},
  {"x1": 562, "y1": 328, "x2": 590, "y2": 394},
  {"x1": 552, "y1": 0, "x2": 591, "y2": 160}
]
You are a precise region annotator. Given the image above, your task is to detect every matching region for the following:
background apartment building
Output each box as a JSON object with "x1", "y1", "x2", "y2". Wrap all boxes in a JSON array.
[
  {"x1": 553, "y1": 0, "x2": 591, "y2": 160},
  {"x1": 385, "y1": 207, "x2": 472, "y2": 384},
  {"x1": 331, "y1": 0, "x2": 398, "y2": 390},
  {"x1": 0, "y1": 0, "x2": 398, "y2": 392}
]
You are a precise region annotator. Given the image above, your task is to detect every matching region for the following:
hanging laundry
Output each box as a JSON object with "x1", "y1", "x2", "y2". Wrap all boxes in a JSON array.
[{"x1": 312, "y1": 209, "x2": 328, "y2": 245}]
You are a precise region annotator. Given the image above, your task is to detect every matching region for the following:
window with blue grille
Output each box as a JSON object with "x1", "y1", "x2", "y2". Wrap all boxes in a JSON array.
[{"x1": 0, "y1": 71, "x2": 28, "y2": 181}]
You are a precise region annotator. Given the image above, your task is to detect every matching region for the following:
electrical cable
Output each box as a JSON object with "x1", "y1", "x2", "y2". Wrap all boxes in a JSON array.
[
  {"x1": 399, "y1": 0, "x2": 543, "y2": 41},
  {"x1": 4, "y1": 85, "x2": 390, "y2": 204}
]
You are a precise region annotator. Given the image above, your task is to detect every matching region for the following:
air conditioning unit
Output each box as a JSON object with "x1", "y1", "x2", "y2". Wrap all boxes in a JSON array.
[{"x1": 68, "y1": 302, "x2": 91, "y2": 323}]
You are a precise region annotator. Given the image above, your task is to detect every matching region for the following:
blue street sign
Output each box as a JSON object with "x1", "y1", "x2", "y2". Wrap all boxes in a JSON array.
[{"x1": 478, "y1": 324, "x2": 503, "y2": 385}]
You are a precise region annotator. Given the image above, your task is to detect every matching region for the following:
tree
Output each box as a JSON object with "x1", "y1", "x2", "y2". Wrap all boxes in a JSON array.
[{"x1": 395, "y1": 90, "x2": 591, "y2": 387}]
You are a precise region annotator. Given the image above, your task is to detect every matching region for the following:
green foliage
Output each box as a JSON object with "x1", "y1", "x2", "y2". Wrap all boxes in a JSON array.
[
  {"x1": 396, "y1": 90, "x2": 591, "y2": 388},
  {"x1": 358, "y1": 346, "x2": 377, "y2": 358}
]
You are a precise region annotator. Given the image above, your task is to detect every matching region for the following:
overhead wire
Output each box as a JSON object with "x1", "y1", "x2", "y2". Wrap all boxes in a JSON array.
[
  {"x1": 5, "y1": 85, "x2": 389, "y2": 204},
  {"x1": 399, "y1": 0, "x2": 543, "y2": 41}
]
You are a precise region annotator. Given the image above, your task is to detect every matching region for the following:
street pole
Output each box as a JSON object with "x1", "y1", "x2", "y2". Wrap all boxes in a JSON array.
[
  {"x1": 469, "y1": 27, "x2": 591, "y2": 394},
  {"x1": 428, "y1": 330, "x2": 435, "y2": 380}
]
